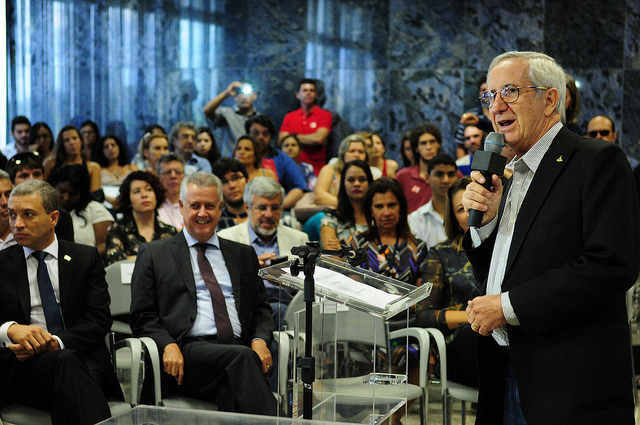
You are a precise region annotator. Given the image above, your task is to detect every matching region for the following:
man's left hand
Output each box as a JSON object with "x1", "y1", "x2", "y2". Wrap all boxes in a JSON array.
[
  {"x1": 467, "y1": 295, "x2": 507, "y2": 336},
  {"x1": 251, "y1": 339, "x2": 272, "y2": 374}
]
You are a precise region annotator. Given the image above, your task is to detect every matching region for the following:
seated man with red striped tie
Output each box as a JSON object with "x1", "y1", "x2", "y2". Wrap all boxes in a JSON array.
[
  {"x1": 0, "y1": 180, "x2": 123, "y2": 425},
  {"x1": 129, "y1": 171, "x2": 277, "y2": 415}
]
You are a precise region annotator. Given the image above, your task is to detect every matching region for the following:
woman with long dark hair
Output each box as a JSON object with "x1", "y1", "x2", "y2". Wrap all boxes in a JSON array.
[
  {"x1": 352, "y1": 177, "x2": 428, "y2": 285},
  {"x1": 92, "y1": 135, "x2": 138, "y2": 186},
  {"x1": 44, "y1": 125, "x2": 102, "y2": 193},
  {"x1": 50, "y1": 164, "x2": 113, "y2": 256},
  {"x1": 195, "y1": 127, "x2": 221, "y2": 167},
  {"x1": 233, "y1": 135, "x2": 277, "y2": 181},
  {"x1": 320, "y1": 160, "x2": 372, "y2": 250},
  {"x1": 28, "y1": 122, "x2": 55, "y2": 160}
]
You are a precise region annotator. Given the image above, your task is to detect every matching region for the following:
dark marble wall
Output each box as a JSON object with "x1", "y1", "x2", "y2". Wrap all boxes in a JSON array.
[{"x1": 7, "y1": 0, "x2": 640, "y2": 161}]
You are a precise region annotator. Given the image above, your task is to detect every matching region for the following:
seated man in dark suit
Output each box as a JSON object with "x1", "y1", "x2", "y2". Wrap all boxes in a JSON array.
[
  {"x1": 130, "y1": 171, "x2": 277, "y2": 415},
  {"x1": 0, "y1": 180, "x2": 122, "y2": 425}
]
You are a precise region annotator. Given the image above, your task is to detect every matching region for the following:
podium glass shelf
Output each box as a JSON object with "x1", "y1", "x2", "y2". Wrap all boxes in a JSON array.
[
  {"x1": 258, "y1": 256, "x2": 431, "y2": 320},
  {"x1": 97, "y1": 405, "x2": 352, "y2": 424}
]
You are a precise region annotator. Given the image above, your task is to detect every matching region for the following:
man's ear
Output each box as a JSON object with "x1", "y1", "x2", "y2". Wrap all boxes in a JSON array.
[
  {"x1": 50, "y1": 210, "x2": 60, "y2": 228},
  {"x1": 544, "y1": 88, "x2": 560, "y2": 117}
]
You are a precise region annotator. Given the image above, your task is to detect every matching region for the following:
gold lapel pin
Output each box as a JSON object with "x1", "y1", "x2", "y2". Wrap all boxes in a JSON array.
[
  {"x1": 556, "y1": 155, "x2": 563, "y2": 163},
  {"x1": 64, "y1": 255, "x2": 71, "y2": 261}
]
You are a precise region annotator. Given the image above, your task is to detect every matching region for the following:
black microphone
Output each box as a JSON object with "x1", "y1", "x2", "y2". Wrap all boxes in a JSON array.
[
  {"x1": 347, "y1": 247, "x2": 369, "y2": 267},
  {"x1": 467, "y1": 132, "x2": 507, "y2": 228}
]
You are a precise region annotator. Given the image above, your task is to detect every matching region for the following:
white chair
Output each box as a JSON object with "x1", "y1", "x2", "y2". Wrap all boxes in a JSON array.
[
  {"x1": 137, "y1": 334, "x2": 289, "y2": 413},
  {"x1": 425, "y1": 328, "x2": 479, "y2": 425},
  {"x1": 104, "y1": 259, "x2": 145, "y2": 406}
]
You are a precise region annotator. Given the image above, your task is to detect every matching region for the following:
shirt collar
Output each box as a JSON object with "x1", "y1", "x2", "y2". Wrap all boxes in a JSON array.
[
  {"x1": 248, "y1": 222, "x2": 277, "y2": 247},
  {"x1": 509, "y1": 122, "x2": 563, "y2": 174},
  {"x1": 183, "y1": 228, "x2": 220, "y2": 249},
  {"x1": 23, "y1": 235, "x2": 59, "y2": 260},
  {"x1": 416, "y1": 199, "x2": 437, "y2": 216}
]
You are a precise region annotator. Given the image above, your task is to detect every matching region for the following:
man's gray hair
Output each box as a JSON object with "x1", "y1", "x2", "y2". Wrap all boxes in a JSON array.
[
  {"x1": 0, "y1": 170, "x2": 10, "y2": 182},
  {"x1": 169, "y1": 121, "x2": 197, "y2": 146},
  {"x1": 180, "y1": 172, "x2": 223, "y2": 205},
  {"x1": 243, "y1": 176, "x2": 285, "y2": 206},
  {"x1": 488, "y1": 51, "x2": 566, "y2": 123},
  {"x1": 11, "y1": 180, "x2": 58, "y2": 214},
  {"x1": 156, "y1": 152, "x2": 185, "y2": 174}
]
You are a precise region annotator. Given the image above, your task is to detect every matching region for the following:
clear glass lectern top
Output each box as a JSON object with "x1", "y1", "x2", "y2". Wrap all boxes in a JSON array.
[
  {"x1": 259, "y1": 256, "x2": 431, "y2": 319},
  {"x1": 97, "y1": 405, "x2": 350, "y2": 424}
]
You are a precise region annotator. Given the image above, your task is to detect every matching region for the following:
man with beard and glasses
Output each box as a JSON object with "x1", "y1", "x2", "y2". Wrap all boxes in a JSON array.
[
  {"x1": 212, "y1": 158, "x2": 250, "y2": 230},
  {"x1": 218, "y1": 176, "x2": 308, "y2": 325}
]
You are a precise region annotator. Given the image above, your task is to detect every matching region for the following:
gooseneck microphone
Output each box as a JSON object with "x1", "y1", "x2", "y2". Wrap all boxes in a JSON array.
[{"x1": 467, "y1": 132, "x2": 507, "y2": 228}]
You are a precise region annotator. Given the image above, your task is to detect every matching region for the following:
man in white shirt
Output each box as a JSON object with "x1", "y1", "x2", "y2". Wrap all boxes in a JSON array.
[
  {"x1": 156, "y1": 153, "x2": 185, "y2": 230},
  {"x1": 408, "y1": 154, "x2": 458, "y2": 248}
]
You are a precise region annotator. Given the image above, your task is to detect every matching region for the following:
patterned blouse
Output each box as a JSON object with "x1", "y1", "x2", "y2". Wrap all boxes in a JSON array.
[
  {"x1": 105, "y1": 215, "x2": 177, "y2": 265},
  {"x1": 351, "y1": 234, "x2": 429, "y2": 286},
  {"x1": 415, "y1": 240, "x2": 482, "y2": 340},
  {"x1": 320, "y1": 212, "x2": 368, "y2": 247}
]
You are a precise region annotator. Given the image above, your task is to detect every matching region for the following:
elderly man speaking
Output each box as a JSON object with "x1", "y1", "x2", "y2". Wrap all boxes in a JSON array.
[{"x1": 462, "y1": 51, "x2": 639, "y2": 425}]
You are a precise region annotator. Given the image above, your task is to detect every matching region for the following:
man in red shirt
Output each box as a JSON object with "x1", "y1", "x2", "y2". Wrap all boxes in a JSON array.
[
  {"x1": 395, "y1": 122, "x2": 443, "y2": 213},
  {"x1": 278, "y1": 79, "x2": 332, "y2": 175}
]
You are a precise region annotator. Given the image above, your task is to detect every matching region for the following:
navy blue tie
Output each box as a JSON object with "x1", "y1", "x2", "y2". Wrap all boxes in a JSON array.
[{"x1": 33, "y1": 251, "x2": 64, "y2": 334}]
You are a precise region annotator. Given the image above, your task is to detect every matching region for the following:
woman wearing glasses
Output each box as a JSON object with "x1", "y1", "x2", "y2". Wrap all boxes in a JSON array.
[{"x1": 105, "y1": 171, "x2": 177, "y2": 265}]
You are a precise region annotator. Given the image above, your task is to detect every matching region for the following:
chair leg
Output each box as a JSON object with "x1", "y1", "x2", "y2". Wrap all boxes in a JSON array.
[
  {"x1": 419, "y1": 394, "x2": 426, "y2": 425},
  {"x1": 442, "y1": 393, "x2": 450, "y2": 425},
  {"x1": 461, "y1": 400, "x2": 466, "y2": 425}
]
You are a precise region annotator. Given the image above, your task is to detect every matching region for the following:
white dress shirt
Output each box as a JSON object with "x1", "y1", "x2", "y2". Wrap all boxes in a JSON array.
[
  {"x1": 471, "y1": 122, "x2": 562, "y2": 345},
  {"x1": 408, "y1": 200, "x2": 447, "y2": 249}
]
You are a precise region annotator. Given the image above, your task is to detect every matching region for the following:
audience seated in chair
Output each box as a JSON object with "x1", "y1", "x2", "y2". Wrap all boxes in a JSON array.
[
  {"x1": 44, "y1": 125, "x2": 102, "y2": 194},
  {"x1": 408, "y1": 154, "x2": 458, "y2": 250},
  {"x1": 0, "y1": 180, "x2": 123, "y2": 425},
  {"x1": 129, "y1": 172, "x2": 277, "y2": 415},
  {"x1": 105, "y1": 171, "x2": 177, "y2": 266},
  {"x1": 156, "y1": 153, "x2": 186, "y2": 231},
  {"x1": 319, "y1": 160, "x2": 372, "y2": 250},
  {"x1": 49, "y1": 164, "x2": 113, "y2": 256}
]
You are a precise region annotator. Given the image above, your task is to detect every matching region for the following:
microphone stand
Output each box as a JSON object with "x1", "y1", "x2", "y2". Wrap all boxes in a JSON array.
[{"x1": 289, "y1": 242, "x2": 366, "y2": 420}]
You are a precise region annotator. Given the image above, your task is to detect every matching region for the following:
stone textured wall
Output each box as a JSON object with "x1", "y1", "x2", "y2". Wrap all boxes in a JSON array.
[{"x1": 7, "y1": 0, "x2": 640, "y2": 161}]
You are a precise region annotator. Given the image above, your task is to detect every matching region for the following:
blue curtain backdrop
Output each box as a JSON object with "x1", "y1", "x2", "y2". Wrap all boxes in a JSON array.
[{"x1": 7, "y1": 0, "x2": 640, "y2": 160}]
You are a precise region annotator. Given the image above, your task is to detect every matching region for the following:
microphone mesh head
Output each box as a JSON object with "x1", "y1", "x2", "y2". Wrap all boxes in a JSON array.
[{"x1": 484, "y1": 132, "x2": 505, "y2": 154}]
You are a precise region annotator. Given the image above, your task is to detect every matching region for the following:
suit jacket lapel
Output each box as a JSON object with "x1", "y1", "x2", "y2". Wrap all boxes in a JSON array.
[
  {"x1": 7, "y1": 246, "x2": 31, "y2": 322},
  {"x1": 171, "y1": 233, "x2": 197, "y2": 298},
  {"x1": 505, "y1": 129, "x2": 576, "y2": 274},
  {"x1": 57, "y1": 240, "x2": 74, "y2": 314}
]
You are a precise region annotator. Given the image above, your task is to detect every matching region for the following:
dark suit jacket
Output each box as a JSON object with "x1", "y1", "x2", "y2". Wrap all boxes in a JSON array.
[
  {"x1": 129, "y1": 231, "x2": 274, "y2": 351},
  {"x1": 0, "y1": 240, "x2": 120, "y2": 403},
  {"x1": 464, "y1": 127, "x2": 640, "y2": 425}
]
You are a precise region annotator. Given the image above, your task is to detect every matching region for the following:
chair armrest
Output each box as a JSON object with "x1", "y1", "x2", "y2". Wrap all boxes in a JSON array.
[
  {"x1": 114, "y1": 337, "x2": 143, "y2": 406},
  {"x1": 424, "y1": 328, "x2": 448, "y2": 396},
  {"x1": 138, "y1": 337, "x2": 163, "y2": 406},
  {"x1": 390, "y1": 327, "x2": 431, "y2": 389}
]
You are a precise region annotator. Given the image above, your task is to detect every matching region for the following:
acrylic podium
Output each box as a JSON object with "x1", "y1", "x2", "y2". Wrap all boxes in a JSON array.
[{"x1": 259, "y1": 256, "x2": 432, "y2": 425}]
